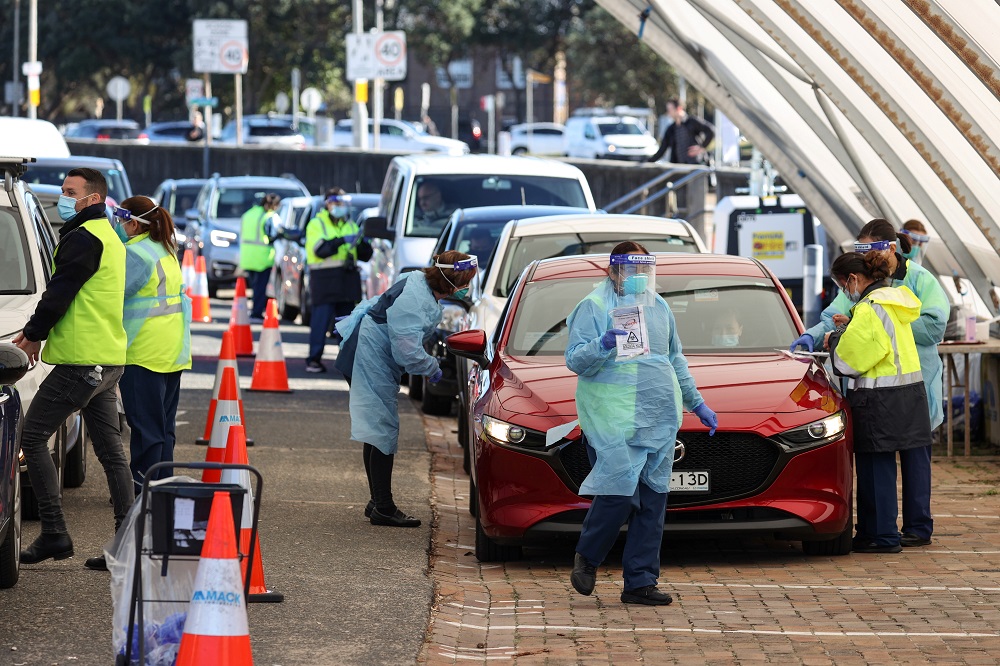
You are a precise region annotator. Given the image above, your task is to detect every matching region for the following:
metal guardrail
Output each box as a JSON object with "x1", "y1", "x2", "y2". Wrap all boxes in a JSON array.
[{"x1": 602, "y1": 164, "x2": 752, "y2": 217}]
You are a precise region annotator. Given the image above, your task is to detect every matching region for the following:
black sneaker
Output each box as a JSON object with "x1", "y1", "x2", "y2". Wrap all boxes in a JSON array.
[
  {"x1": 84, "y1": 555, "x2": 108, "y2": 571},
  {"x1": 21, "y1": 533, "x2": 74, "y2": 564},
  {"x1": 364, "y1": 500, "x2": 374, "y2": 518},
  {"x1": 570, "y1": 553, "x2": 597, "y2": 596},
  {"x1": 852, "y1": 539, "x2": 903, "y2": 553},
  {"x1": 621, "y1": 585, "x2": 673, "y2": 606},
  {"x1": 900, "y1": 532, "x2": 931, "y2": 547},
  {"x1": 305, "y1": 361, "x2": 327, "y2": 374},
  {"x1": 370, "y1": 508, "x2": 421, "y2": 527}
]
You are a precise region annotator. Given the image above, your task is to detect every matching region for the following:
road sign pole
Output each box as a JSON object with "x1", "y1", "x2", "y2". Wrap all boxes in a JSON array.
[
  {"x1": 204, "y1": 75, "x2": 213, "y2": 147},
  {"x1": 291, "y1": 67, "x2": 301, "y2": 130},
  {"x1": 11, "y1": 0, "x2": 19, "y2": 117},
  {"x1": 27, "y1": 0, "x2": 36, "y2": 119},
  {"x1": 352, "y1": 0, "x2": 368, "y2": 150},
  {"x1": 235, "y1": 73, "x2": 243, "y2": 146},
  {"x1": 117, "y1": 97, "x2": 122, "y2": 121}
]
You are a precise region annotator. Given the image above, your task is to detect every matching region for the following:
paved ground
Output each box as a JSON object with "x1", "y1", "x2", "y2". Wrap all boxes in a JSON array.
[
  {"x1": 5, "y1": 294, "x2": 1000, "y2": 664},
  {"x1": 420, "y1": 414, "x2": 1000, "y2": 665},
  {"x1": 1, "y1": 298, "x2": 433, "y2": 665}
]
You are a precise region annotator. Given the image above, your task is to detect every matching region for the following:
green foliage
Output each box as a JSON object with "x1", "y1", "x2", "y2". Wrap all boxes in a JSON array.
[
  {"x1": 396, "y1": 0, "x2": 482, "y2": 74},
  {"x1": 563, "y1": 6, "x2": 678, "y2": 115}
]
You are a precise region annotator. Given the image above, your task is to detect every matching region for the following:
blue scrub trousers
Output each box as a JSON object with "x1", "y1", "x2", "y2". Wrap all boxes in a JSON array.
[
  {"x1": 576, "y1": 445, "x2": 667, "y2": 591},
  {"x1": 308, "y1": 301, "x2": 355, "y2": 363},
  {"x1": 247, "y1": 269, "x2": 271, "y2": 319},
  {"x1": 854, "y1": 450, "x2": 901, "y2": 546},
  {"x1": 900, "y1": 444, "x2": 933, "y2": 539},
  {"x1": 121, "y1": 366, "x2": 182, "y2": 492}
]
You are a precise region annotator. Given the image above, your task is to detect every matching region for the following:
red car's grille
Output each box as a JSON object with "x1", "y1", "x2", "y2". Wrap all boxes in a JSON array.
[{"x1": 557, "y1": 433, "x2": 782, "y2": 507}]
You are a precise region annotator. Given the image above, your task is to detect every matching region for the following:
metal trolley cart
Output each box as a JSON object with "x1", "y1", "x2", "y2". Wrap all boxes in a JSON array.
[{"x1": 117, "y1": 461, "x2": 265, "y2": 666}]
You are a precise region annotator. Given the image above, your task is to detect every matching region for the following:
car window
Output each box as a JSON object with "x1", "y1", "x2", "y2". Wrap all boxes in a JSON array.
[
  {"x1": 0, "y1": 208, "x2": 35, "y2": 294},
  {"x1": 24, "y1": 165, "x2": 130, "y2": 206},
  {"x1": 24, "y1": 191, "x2": 55, "y2": 280},
  {"x1": 161, "y1": 127, "x2": 191, "y2": 137},
  {"x1": 249, "y1": 125, "x2": 297, "y2": 137},
  {"x1": 211, "y1": 187, "x2": 306, "y2": 219},
  {"x1": 405, "y1": 175, "x2": 589, "y2": 239},
  {"x1": 495, "y1": 232, "x2": 699, "y2": 297},
  {"x1": 453, "y1": 222, "x2": 501, "y2": 265},
  {"x1": 172, "y1": 185, "x2": 204, "y2": 218},
  {"x1": 537, "y1": 128, "x2": 563, "y2": 136},
  {"x1": 597, "y1": 121, "x2": 644, "y2": 136},
  {"x1": 504, "y1": 275, "x2": 797, "y2": 356}
]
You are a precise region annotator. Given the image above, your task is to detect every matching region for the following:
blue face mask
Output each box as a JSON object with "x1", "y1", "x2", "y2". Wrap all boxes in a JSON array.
[
  {"x1": 622, "y1": 274, "x2": 648, "y2": 295},
  {"x1": 331, "y1": 205, "x2": 348, "y2": 218},
  {"x1": 453, "y1": 287, "x2": 470, "y2": 301},
  {"x1": 712, "y1": 334, "x2": 740, "y2": 347},
  {"x1": 113, "y1": 221, "x2": 130, "y2": 243},
  {"x1": 57, "y1": 195, "x2": 82, "y2": 221}
]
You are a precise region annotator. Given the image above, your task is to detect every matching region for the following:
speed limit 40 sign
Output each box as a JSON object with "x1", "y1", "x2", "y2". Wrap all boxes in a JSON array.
[
  {"x1": 193, "y1": 19, "x2": 249, "y2": 74},
  {"x1": 374, "y1": 31, "x2": 406, "y2": 81}
]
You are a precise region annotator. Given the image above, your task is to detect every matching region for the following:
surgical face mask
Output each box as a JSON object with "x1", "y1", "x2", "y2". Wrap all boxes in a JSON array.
[
  {"x1": 57, "y1": 194, "x2": 88, "y2": 221},
  {"x1": 902, "y1": 244, "x2": 922, "y2": 265},
  {"x1": 113, "y1": 221, "x2": 130, "y2": 243},
  {"x1": 622, "y1": 274, "x2": 648, "y2": 295},
  {"x1": 453, "y1": 287, "x2": 470, "y2": 301},
  {"x1": 331, "y1": 205, "x2": 348, "y2": 218},
  {"x1": 844, "y1": 277, "x2": 862, "y2": 303},
  {"x1": 712, "y1": 334, "x2": 740, "y2": 347}
]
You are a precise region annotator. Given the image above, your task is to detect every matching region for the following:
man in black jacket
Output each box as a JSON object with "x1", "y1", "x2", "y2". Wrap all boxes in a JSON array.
[
  {"x1": 13, "y1": 167, "x2": 134, "y2": 570},
  {"x1": 648, "y1": 99, "x2": 715, "y2": 164}
]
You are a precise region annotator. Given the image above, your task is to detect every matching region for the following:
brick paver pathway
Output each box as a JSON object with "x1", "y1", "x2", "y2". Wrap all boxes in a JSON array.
[{"x1": 419, "y1": 414, "x2": 1000, "y2": 664}]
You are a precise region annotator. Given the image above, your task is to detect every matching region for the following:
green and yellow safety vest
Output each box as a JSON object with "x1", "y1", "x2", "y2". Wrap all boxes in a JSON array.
[
  {"x1": 43, "y1": 218, "x2": 127, "y2": 366},
  {"x1": 123, "y1": 233, "x2": 192, "y2": 373},
  {"x1": 305, "y1": 210, "x2": 360, "y2": 268},
  {"x1": 239, "y1": 205, "x2": 276, "y2": 271}
]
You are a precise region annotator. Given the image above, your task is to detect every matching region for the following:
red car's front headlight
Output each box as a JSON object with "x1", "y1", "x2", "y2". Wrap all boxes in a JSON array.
[{"x1": 775, "y1": 410, "x2": 847, "y2": 451}]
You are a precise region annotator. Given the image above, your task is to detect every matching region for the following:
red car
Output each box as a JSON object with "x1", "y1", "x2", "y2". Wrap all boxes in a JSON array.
[{"x1": 447, "y1": 253, "x2": 854, "y2": 562}]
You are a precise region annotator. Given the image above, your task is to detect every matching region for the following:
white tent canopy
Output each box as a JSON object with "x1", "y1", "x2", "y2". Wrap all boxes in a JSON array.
[{"x1": 595, "y1": 0, "x2": 1000, "y2": 311}]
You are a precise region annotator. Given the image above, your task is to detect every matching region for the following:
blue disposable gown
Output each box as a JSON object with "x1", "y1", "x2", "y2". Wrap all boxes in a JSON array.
[
  {"x1": 565, "y1": 279, "x2": 704, "y2": 496},
  {"x1": 339, "y1": 272, "x2": 442, "y2": 454},
  {"x1": 805, "y1": 257, "x2": 948, "y2": 429}
]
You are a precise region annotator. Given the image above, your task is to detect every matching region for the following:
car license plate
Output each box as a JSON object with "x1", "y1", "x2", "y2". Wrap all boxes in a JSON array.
[{"x1": 669, "y1": 470, "x2": 710, "y2": 492}]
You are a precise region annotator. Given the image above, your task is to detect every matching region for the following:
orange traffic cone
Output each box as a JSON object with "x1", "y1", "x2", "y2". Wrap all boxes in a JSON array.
[
  {"x1": 203, "y1": 366, "x2": 240, "y2": 483},
  {"x1": 221, "y1": 425, "x2": 283, "y2": 603},
  {"x1": 229, "y1": 277, "x2": 254, "y2": 357},
  {"x1": 181, "y1": 248, "x2": 196, "y2": 298},
  {"x1": 196, "y1": 330, "x2": 253, "y2": 448},
  {"x1": 175, "y1": 491, "x2": 254, "y2": 666},
  {"x1": 190, "y1": 255, "x2": 212, "y2": 324},
  {"x1": 248, "y1": 300, "x2": 291, "y2": 393}
]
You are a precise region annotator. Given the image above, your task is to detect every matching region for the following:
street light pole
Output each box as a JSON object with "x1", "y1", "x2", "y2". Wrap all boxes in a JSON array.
[
  {"x1": 27, "y1": 0, "x2": 36, "y2": 119},
  {"x1": 351, "y1": 0, "x2": 369, "y2": 150},
  {"x1": 373, "y1": 0, "x2": 384, "y2": 151},
  {"x1": 11, "y1": 0, "x2": 20, "y2": 117}
]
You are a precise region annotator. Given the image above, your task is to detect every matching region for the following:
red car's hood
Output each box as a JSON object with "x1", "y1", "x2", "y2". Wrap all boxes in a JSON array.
[{"x1": 498, "y1": 353, "x2": 838, "y2": 417}]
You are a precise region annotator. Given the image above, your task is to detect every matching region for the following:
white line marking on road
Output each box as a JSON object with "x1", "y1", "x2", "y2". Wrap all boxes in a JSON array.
[
  {"x1": 669, "y1": 581, "x2": 1000, "y2": 593},
  {"x1": 437, "y1": 652, "x2": 514, "y2": 661},
  {"x1": 442, "y1": 543, "x2": 476, "y2": 550},
  {"x1": 438, "y1": 620, "x2": 1000, "y2": 638},
  {"x1": 936, "y1": 513, "x2": 1000, "y2": 519}
]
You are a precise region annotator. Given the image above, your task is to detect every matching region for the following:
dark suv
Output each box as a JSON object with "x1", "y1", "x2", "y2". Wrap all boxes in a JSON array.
[{"x1": 185, "y1": 174, "x2": 310, "y2": 296}]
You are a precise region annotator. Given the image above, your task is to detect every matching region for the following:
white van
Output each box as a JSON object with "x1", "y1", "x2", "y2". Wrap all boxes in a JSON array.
[
  {"x1": 563, "y1": 115, "x2": 657, "y2": 161},
  {"x1": 363, "y1": 154, "x2": 597, "y2": 286},
  {"x1": 0, "y1": 117, "x2": 71, "y2": 158}
]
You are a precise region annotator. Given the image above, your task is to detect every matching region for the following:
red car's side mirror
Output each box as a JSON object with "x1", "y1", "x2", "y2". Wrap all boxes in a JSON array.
[{"x1": 446, "y1": 329, "x2": 489, "y2": 368}]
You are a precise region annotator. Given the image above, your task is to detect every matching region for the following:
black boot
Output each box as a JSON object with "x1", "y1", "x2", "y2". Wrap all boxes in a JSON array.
[
  {"x1": 21, "y1": 533, "x2": 74, "y2": 564},
  {"x1": 363, "y1": 444, "x2": 376, "y2": 518},
  {"x1": 367, "y1": 445, "x2": 420, "y2": 526}
]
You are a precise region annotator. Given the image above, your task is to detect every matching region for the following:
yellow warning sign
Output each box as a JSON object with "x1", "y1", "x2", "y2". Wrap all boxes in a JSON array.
[{"x1": 752, "y1": 231, "x2": 785, "y2": 260}]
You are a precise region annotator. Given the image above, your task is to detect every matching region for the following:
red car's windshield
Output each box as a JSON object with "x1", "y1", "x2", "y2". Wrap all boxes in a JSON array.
[{"x1": 505, "y1": 275, "x2": 798, "y2": 356}]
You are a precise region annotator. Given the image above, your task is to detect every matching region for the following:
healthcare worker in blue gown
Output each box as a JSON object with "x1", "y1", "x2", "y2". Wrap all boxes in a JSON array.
[
  {"x1": 565, "y1": 242, "x2": 718, "y2": 606},
  {"x1": 791, "y1": 218, "x2": 948, "y2": 548},
  {"x1": 335, "y1": 251, "x2": 478, "y2": 527}
]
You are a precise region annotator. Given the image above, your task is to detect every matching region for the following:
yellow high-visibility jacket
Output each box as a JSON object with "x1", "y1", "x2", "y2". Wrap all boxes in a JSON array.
[{"x1": 829, "y1": 284, "x2": 933, "y2": 453}]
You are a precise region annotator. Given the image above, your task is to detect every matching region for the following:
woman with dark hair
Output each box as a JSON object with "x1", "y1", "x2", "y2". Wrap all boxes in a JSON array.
[
  {"x1": 335, "y1": 250, "x2": 477, "y2": 527},
  {"x1": 791, "y1": 219, "x2": 947, "y2": 548},
  {"x1": 565, "y1": 241, "x2": 717, "y2": 606},
  {"x1": 114, "y1": 196, "x2": 192, "y2": 507},
  {"x1": 826, "y1": 251, "x2": 933, "y2": 553}
]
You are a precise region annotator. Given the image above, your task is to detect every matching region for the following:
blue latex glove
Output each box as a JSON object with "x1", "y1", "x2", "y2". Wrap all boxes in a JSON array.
[
  {"x1": 693, "y1": 403, "x2": 718, "y2": 436},
  {"x1": 342, "y1": 234, "x2": 357, "y2": 245},
  {"x1": 600, "y1": 328, "x2": 628, "y2": 351},
  {"x1": 428, "y1": 369, "x2": 443, "y2": 384},
  {"x1": 789, "y1": 333, "x2": 815, "y2": 353}
]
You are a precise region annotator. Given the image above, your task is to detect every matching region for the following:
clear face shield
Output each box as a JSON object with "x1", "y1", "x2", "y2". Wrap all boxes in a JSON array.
[
  {"x1": 609, "y1": 253, "x2": 656, "y2": 296},
  {"x1": 434, "y1": 256, "x2": 478, "y2": 300},
  {"x1": 853, "y1": 239, "x2": 893, "y2": 254}
]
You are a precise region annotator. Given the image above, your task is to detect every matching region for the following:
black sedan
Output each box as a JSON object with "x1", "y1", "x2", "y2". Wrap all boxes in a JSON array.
[{"x1": 0, "y1": 344, "x2": 30, "y2": 588}]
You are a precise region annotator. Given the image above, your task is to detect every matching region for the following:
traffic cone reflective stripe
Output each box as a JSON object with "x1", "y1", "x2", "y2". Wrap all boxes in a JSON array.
[
  {"x1": 249, "y1": 299, "x2": 291, "y2": 393},
  {"x1": 203, "y1": 366, "x2": 240, "y2": 483},
  {"x1": 198, "y1": 331, "x2": 253, "y2": 447},
  {"x1": 191, "y1": 256, "x2": 212, "y2": 324},
  {"x1": 229, "y1": 277, "x2": 254, "y2": 357},
  {"x1": 176, "y1": 491, "x2": 254, "y2": 666},
  {"x1": 181, "y1": 249, "x2": 195, "y2": 298},
  {"x1": 221, "y1": 425, "x2": 283, "y2": 603}
]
